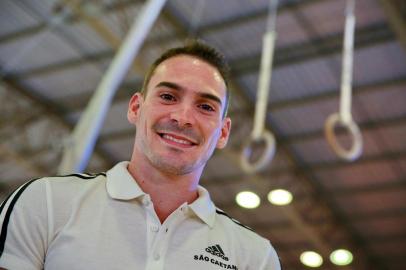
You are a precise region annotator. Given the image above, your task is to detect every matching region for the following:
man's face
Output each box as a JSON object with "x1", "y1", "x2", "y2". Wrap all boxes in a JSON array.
[{"x1": 128, "y1": 55, "x2": 231, "y2": 175}]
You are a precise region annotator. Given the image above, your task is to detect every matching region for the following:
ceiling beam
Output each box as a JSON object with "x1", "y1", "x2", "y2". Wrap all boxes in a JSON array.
[
  {"x1": 56, "y1": 81, "x2": 142, "y2": 111},
  {"x1": 218, "y1": 195, "x2": 406, "y2": 229},
  {"x1": 59, "y1": 0, "x2": 147, "y2": 77},
  {"x1": 330, "y1": 178, "x2": 406, "y2": 197},
  {"x1": 196, "y1": 0, "x2": 325, "y2": 34},
  {"x1": 228, "y1": 76, "x2": 406, "y2": 118},
  {"x1": 347, "y1": 207, "x2": 406, "y2": 221},
  {"x1": 231, "y1": 22, "x2": 394, "y2": 75},
  {"x1": 0, "y1": 23, "x2": 46, "y2": 44},
  {"x1": 0, "y1": 0, "x2": 137, "y2": 43},
  {"x1": 281, "y1": 112, "x2": 406, "y2": 144},
  {"x1": 14, "y1": 21, "x2": 393, "y2": 80},
  {"x1": 15, "y1": 50, "x2": 113, "y2": 77},
  {"x1": 1, "y1": 74, "x2": 116, "y2": 170},
  {"x1": 204, "y1": 149, "x2": 406, "y2": 187},
  {"x1": 379, "y1": 0, "x2": 406, "y2": 51},
  {"x1": 0, "y1": 0, "x2": 321, "y2": 46}
]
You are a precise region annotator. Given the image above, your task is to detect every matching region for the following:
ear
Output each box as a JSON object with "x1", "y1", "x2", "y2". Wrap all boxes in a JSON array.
[
  {"x1": 216, "y1": 117, "x2": 232, "y2": 149},
  {"x1": 127, "y1": 92, "x2": 143, "y2": 125}
]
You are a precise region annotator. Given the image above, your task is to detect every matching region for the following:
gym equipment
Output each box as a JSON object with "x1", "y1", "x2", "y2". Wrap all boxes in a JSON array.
[{"x1": 324, "y1": 0, "x2": 362, "y2": 161}]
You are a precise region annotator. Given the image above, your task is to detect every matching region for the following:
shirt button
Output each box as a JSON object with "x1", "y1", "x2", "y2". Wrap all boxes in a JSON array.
[
  {"x1": 154, "y1": 253, "x2": 160, "y2": 260},
  {"x1": 151, "y1": 225, "x2": 159, "y2": 232},
  {"x1": 143, "y1": 200, "x2": 150, "y2": 206}
]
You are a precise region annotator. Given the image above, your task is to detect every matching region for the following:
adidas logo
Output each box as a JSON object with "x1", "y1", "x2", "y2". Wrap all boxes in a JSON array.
[
  {"x1": 194, "y1": 245, "x2": 237, "y2": 269},
  {"x1": 205, "y1": 244, "x2": 229, "y2": 261}
]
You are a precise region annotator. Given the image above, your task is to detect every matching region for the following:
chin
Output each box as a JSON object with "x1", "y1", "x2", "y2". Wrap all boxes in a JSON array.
[
  {"x1": 154, "y1": 155, "x2": 207, "y2": 175},
  {"x1": 158, "y1": 162, "x2": 196, "y2": 175}
]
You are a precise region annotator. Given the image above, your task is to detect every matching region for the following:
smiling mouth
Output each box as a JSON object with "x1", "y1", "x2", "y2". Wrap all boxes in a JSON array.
[{"x1": 157, "y1": 132, "x2": 198, "y2": 147}]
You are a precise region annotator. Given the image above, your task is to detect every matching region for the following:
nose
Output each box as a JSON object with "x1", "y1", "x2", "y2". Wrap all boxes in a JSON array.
[{"x1": 170, "y1": 104, "x2": 195, "y2": 128}]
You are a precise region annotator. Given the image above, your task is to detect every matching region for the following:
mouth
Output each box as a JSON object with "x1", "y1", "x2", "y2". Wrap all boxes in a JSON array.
[{"x1": 157, "y1": 132, "x2": 198, "y2": 148}]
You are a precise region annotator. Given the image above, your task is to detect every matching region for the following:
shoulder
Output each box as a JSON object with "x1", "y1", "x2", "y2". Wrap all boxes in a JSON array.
[
  {"x1": 214, "y1": 208, "x2": 281, "y2": 269},
  {"x1": 35, "y1": 172, "x2": 108, "y2": 209},
  {"x1": 214, "y1": 207, "x2": 262, "y2": 240},
  {"x1": 0, "y1": 172, "x2": 108, "y2": 269},
  {"x1": 9, "y1": 172, "x2": 107, "y2": 191},
  {"x1": 1, "y1": 172, "x2": 107, "y2": 218},
  {"x1": 45, "y1": 172, "x2": 107, "y2": 184},
  {"x1": 43, "y1": 172, "x2": 107, "y2": 191}
]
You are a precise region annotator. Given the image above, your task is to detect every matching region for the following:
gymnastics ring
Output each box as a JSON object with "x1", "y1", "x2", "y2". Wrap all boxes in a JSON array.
[
  {"x1": 240, "y1": 130, "x2": 276, "y2": 173},
  {"x1": 324, "y1": 113, "x2": 362, "y2": 161}
]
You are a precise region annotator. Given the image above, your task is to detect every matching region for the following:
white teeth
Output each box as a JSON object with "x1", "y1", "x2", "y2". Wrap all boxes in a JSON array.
[{"x1": 162, "y1": 134, "x2": 192, "y2": 145}]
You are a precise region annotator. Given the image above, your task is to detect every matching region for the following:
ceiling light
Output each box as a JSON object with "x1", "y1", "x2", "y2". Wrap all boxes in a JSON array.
[
  {"x1": 235, "y1": 191, "x2": 260, "y2": 209},
  {"x1": 300, "y1": 251, "x2": 323, "y2": 268},
  {"x1": 330, "y1": 249, "x2": 353, "y2": 266},
  {"x1": 267, "y1": 189, "x2": 293, "y2": 205}
]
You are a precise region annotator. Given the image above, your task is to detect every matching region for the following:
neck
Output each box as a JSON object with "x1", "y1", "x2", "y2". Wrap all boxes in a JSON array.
[{"x1": 127, "y1": 151, "x2": 202, "y2": 223}]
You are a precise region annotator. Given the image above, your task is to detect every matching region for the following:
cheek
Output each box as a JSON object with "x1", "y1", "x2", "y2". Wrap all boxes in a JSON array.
[
  {"x1": 137, "y1": 109, "x2": 152, "y2": 136},
  {"x1": 203, "y1": 121, "x2": 222, "y2": 141}
]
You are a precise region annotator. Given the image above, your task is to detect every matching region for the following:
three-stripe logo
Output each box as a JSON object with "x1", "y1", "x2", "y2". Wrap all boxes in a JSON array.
[{"x1": 205, "y1": 244, "x2": 229, "y2": 261}]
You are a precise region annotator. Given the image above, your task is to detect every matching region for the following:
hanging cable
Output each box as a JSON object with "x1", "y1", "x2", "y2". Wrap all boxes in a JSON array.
[
  {"x1": 324, "y1": 0, "x2": 362, "y2": 161},
  {"x1": 240, "y1": 0, "x2": 278, "y2": 173}
]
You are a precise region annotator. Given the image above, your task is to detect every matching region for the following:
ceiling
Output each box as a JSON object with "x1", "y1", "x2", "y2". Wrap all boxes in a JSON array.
[{"x1": 1, "y1": 0, "x2": 405, "y2": 269}]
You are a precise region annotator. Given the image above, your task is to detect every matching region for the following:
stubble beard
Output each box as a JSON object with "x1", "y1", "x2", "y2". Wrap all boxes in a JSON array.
[
  {"x1": 139, "y1": 137, "x2": 195, "y2": 175},
  {"x1": 141, "y1": 137, "x2": 215, "y2": 176},
  {"x1": 137, "y1": 119, "x2": 218, "y2": 176}
]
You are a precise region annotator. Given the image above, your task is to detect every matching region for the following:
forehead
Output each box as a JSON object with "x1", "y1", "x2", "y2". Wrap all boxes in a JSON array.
[{"x1": 148, "y1": 55, "x2": 227, "y2": 98}]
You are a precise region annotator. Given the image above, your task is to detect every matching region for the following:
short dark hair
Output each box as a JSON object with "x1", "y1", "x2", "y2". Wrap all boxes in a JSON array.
[{"x1": 141, "y1": 40, "x2": 231, "y2": 118}]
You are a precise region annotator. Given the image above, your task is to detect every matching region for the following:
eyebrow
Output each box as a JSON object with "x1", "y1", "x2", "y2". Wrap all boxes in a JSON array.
[{"x1": 155, "y1": 81, "x2": 223, "y2": 106}]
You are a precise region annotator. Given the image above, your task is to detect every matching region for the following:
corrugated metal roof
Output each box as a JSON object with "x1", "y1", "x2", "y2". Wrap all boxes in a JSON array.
[
  {"x1": 353, "y1": 41, "x2": 406, "y2": 85},
  {"x1": 1, "y1": 0, "x2": 405, "y2": 269},
  {"x1": 316, "y1": 160, "x2": 399, "y2": 189},
  {"x1": 169, "y1": 0, "x2": 269, "y2": 27},
  {"x1": 24, "y1": 62, "x2": 103, "y2": 98},
  {"x1": 0, "y1": 1, "x2": 40, "y2": 36},
  {"x1": 300, "y1": 0, "x2": 386, "y2": 38},
  {"x1": 60, "y1": 22, "x2": 110, "y2": 53},
  {"x1": 0, "y1": 31, "x2": 81, "y2": 72}
]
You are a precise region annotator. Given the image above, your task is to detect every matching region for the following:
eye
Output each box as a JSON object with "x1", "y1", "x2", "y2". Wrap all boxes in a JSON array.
[
  {"x1": 160, "y1": 93, "x2": 176, "y2": 101},
  {"x1": 199, "y1": 103, "x2": 215, "y2": 112}
]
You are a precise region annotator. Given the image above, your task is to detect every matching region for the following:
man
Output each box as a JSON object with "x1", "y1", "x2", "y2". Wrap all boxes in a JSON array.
[{"x1": 0, "y1": 41, "x2": 280, "y2": 270}]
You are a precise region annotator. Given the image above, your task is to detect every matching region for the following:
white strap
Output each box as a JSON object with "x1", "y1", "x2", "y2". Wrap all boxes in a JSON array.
[
  {"x1": 240, "y1": 0, "x2": 278, "y2": 173},
  {"x1": 325, "y1": 0, "x2": 362, "y2": 161}
]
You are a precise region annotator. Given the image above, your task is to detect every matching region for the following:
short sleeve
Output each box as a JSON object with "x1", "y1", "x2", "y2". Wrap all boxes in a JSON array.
[
  {"x1": 260, "y1": 242, "x2": 281, "y2": 270},
  {"x1": 0, "y1": 179, "x2": 48, "y2": 270}
]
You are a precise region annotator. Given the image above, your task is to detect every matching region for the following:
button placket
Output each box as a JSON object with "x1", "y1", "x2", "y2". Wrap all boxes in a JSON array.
[
  {"x1": 144, "y1": 195, "x2": 161, "y2": 252},
  {"x1": 150, "y1": 224, "x2": 159, "y2": 232},
  {"x1": 145, "y1": 202, "x2": 191, "y2": 269}
]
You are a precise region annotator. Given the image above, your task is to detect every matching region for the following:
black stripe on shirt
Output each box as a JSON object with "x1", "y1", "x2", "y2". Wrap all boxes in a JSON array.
[
  {"x1": 215, "y1": 209, "x2": 254, "y2": 232},
  {"x1": 0, "y1": 191, "x2": 15, "y2": 218},
  {"x1": 0, "y1": 172, "x2": 106, "y2": 257},
  {"x1": 0, "y1": 178, "x2": 40, "y2": 256},
  {"x1": 56, "y1": 172, "x2": 106, "y2": 179}
]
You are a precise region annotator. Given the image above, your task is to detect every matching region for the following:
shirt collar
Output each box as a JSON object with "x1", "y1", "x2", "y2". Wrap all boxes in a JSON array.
[
  {"x1": 189, "y1": 185, "x2": 216, "y2": 228},
  {"x1": 106, "y1": 161, "x2": 145, "y2": 200},
  {"x1": 106, "y1": 161, "x2": 216, "y2": 228}
]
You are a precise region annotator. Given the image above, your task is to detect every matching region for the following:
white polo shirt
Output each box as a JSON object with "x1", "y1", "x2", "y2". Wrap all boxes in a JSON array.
[{"x1": 0, "y1": 162, "x2": 280, "y2": 270}]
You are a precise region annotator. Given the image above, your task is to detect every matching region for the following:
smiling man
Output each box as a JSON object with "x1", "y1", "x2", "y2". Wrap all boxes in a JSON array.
[{"x1": 0, "y1": 41, "x2": 281, "y2": 270}]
